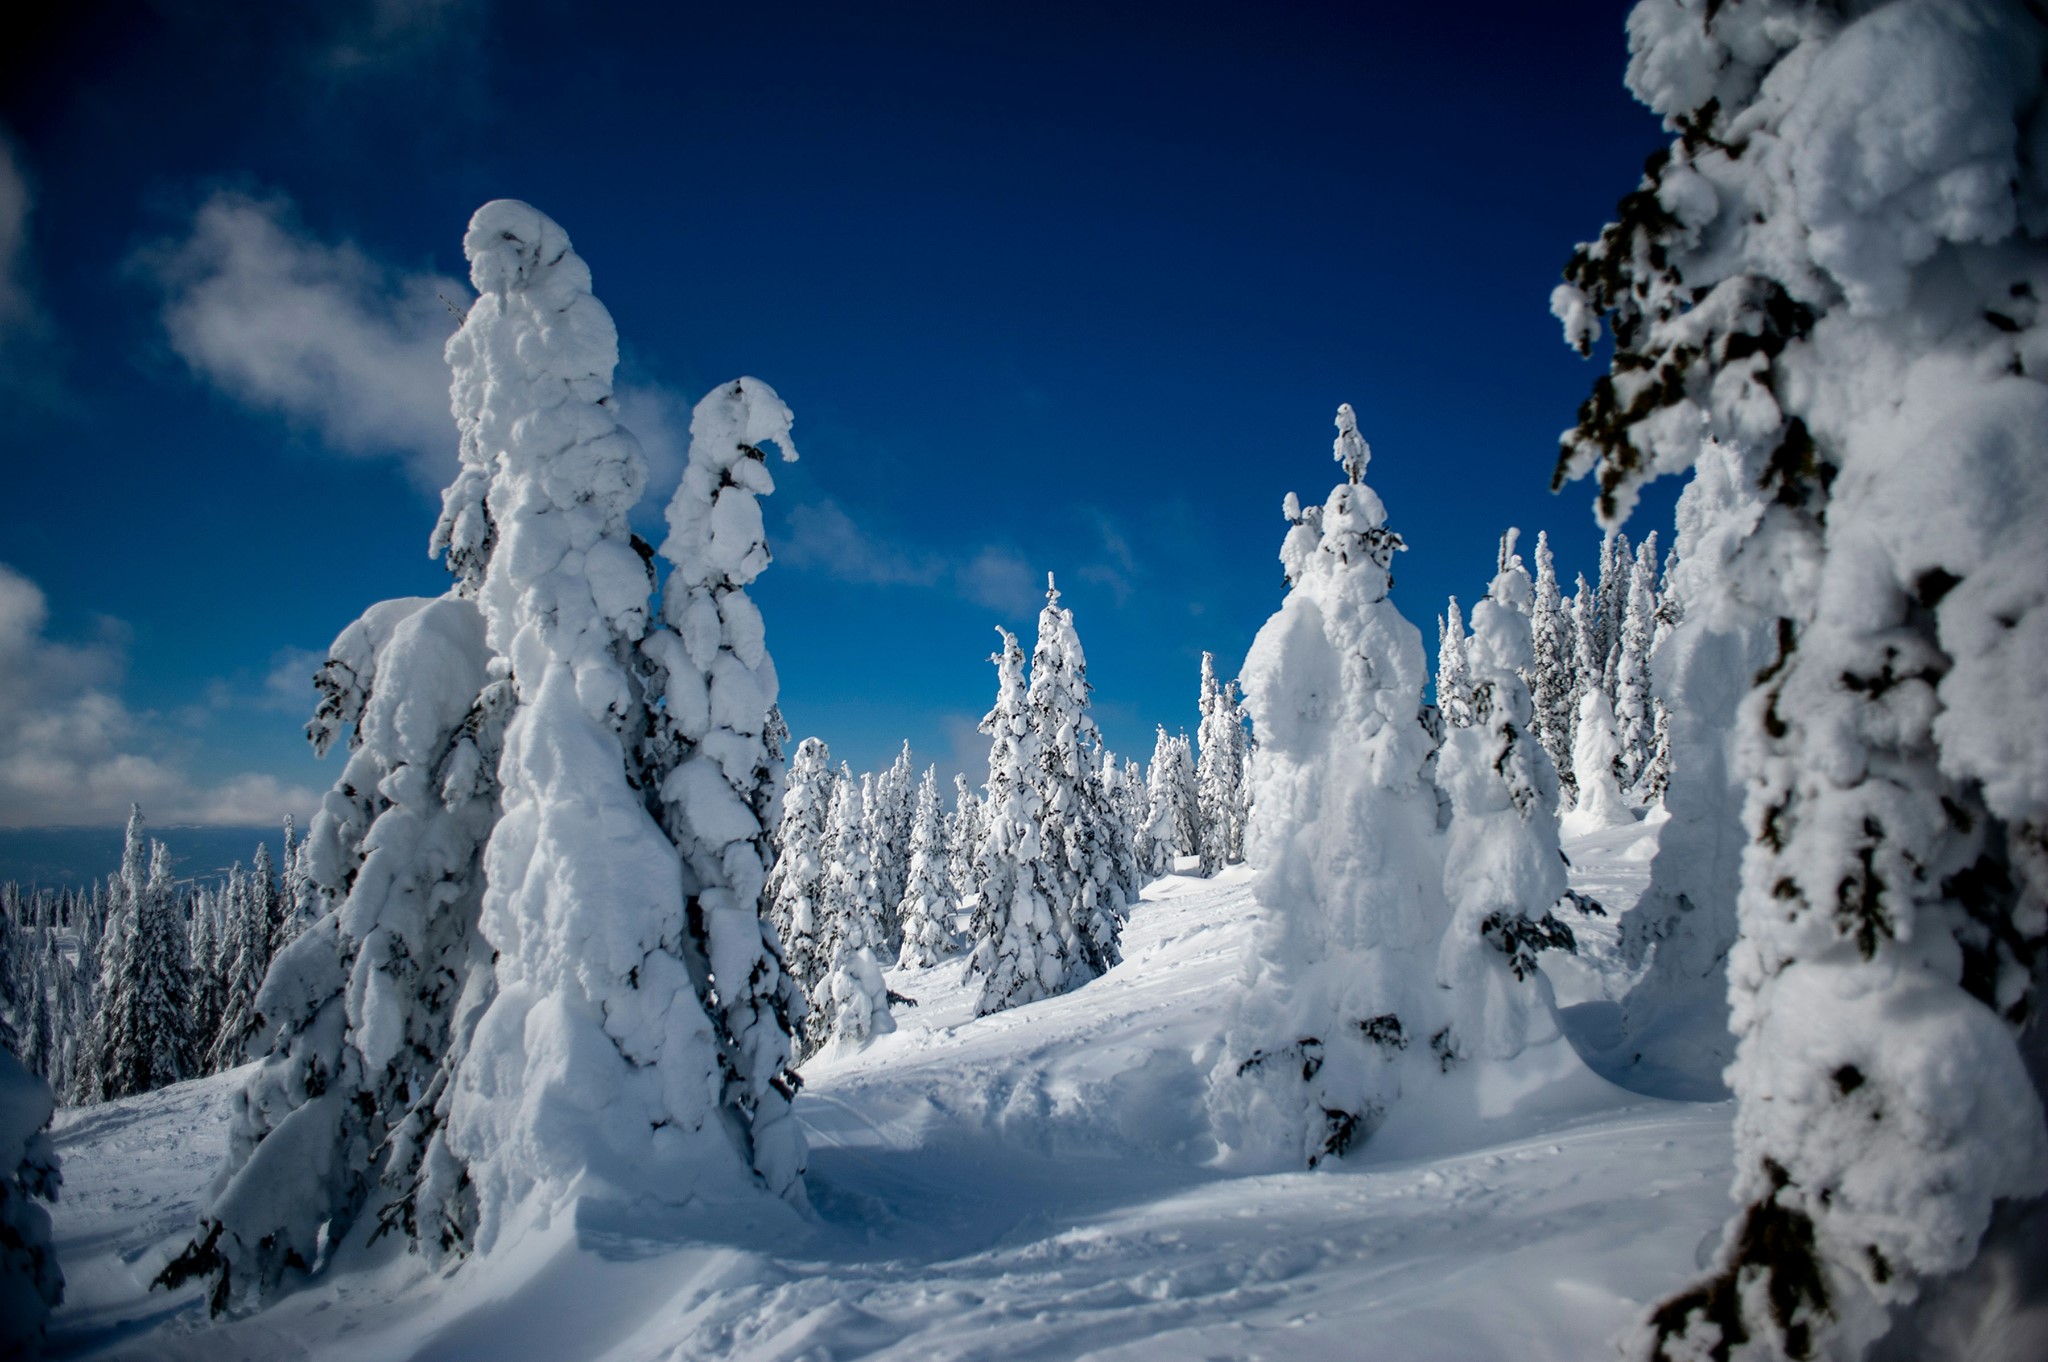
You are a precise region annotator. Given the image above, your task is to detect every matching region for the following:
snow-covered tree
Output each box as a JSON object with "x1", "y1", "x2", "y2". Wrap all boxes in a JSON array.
[
  {"x1": 1553, "y1": 5, "x2": 2048, "y2": 1353},
  {"x1": 1528, "y1": 531, "x2": 1578, "y2": 800},
  {"x1": 899, "y1": 767, "x2": 961, "y2": 968},
  {"x1": 1434, "y1": 597, "x2": 1473, "y2": 728},
  {"x1": 948, "y1": 773, "x2": 983, "y2": 904},
  {"x1": 1110, "y1": 755, "x2": 1152, "y2": 890},
  {"x1": 868, "y1": 742, "x2": 915, "y2": 950},
  {"x1": 86, "y1": 816, "x2": 191, "y2": 1102},
  {"x1": 967, "y1": 628, "x2": 1071, "y2": 1014},
  {"x1": 1027, "y1": 577, "x2": 1125, "y2": 981},
  {"x1": 0, "y1": 1047, "x2": 62, "y2": 1357},
  {"x1": 1208, "y1": 404, "x2": 1452, "y2": 1168},
  {"x1": 207, "y1": 850, "x2": 282, "y2": 1072},
  {"x1": 1611, "y1": 531, "x2": 1660, "y2": 794},
  {"x1": 1195, "y1": 652, "x2": 1250, "y2": 874},
  {"x1": 767, "y1": 737, "x2": 837, "y2": 1003},
  {"x1": 1144, "y1": 727, "x2": 1200, "y2": 875},
  {"x1": 1563, "y1": 690, "x2": 1635, "y2": 837},
  {"x1": 807, "y1": 776, "x2": 894, "y2": 1055},
  {"x1": 1435, "y1": 554, "x2": 1576, "y2": 1061}
]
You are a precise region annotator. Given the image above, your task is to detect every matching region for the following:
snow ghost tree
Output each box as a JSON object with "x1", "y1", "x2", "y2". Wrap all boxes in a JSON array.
[
  {"x1": 899, "y1": 767, "x2": 962, "y2": 968},
  {"x1": 1434, "y1": 598, "x2": 1473, "y2": 729},
  {"x1": 1433, "y1": 551, "x2": 1576, "y2": 1063},
  {"x1": 438, "y1": 202, "x2": 805, "y2": 1253},
  {"x1": 1552, "y1": 3, "x2": 2048, "y2": 1355},
  {"x1": 1529, "y1": 531, "x2": 1578, "y2": 798},
  {"x1": 1564, "y1": 691, "x2": 1636, "y2": 837},
  {"x1": 0, "y1": 1047, "x2": 62, "y2": 1357},
  {"x1": 1611, "y1": 532, "x2": 1660, "y2": 794},
  {"x1": 968, "y1": 628, "x2": 1072, "y2": 1014},
  {"x1": 1195, "y1": 652, "x2": 1250, "y2": 874},
  {"x1": 1207, "y1": 404, "x2": 1454, "y2": 1167}
]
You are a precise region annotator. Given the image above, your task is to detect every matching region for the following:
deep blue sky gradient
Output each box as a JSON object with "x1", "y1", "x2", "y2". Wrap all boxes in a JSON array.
[{"x1": 0, "y1": 0, "x2": 1671, "y2": 822}]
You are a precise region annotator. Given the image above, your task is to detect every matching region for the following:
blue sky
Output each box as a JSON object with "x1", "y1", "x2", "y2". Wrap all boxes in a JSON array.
[{"x1": 0, "y1": 0, "x2": 1670, "y2": 830}]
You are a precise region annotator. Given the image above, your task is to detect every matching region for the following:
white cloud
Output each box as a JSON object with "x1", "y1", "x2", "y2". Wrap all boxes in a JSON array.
[
  {"x1": 0, "y1": 136, "x2": 34, "y2": 339},
  {"x1": 779, "y1": 500, "x2": 947, "y2": 586},
  {"x1": 959, "y1": 545, "x2": 1043, "y2": 616},
  {"x1": 0, "y1": 562, "x2": 319, "y2": 827},
  {"x1": 140, "y1": 191, "x2": 467, "y2": 489}
]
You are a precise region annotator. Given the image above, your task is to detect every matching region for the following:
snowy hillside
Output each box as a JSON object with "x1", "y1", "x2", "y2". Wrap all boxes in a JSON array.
[{"x1": 41, "y1": 821, "x2": 1738, "y2": 1362}]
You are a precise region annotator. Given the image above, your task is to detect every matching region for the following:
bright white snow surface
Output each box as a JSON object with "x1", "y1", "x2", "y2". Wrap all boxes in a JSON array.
[{"x1": 46, "y1": 819, "x2": 1732, "y2": 1361}]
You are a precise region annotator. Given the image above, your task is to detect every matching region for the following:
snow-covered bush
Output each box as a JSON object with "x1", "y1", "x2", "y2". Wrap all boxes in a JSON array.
[
  {"x1": 0, "y1": 1046, "x2": 62, "y2": 1356},
  {"x1": 1554, "y1": 3, "x2": 2048, "y2": 1354},
  {"x1": 1207, "y1": 405, "x2": 1453, "y2": 1167}
]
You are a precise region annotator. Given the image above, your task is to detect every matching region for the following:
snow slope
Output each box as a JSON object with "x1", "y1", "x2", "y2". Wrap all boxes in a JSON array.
[{"x1": 43, "y1": 822, "x2": 1733, "y2": 1361}]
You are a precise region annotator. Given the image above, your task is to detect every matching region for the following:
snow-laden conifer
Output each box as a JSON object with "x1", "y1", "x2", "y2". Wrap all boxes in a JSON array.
[
  {"x1": 1208, "y1": 405, "x2": 1452, "y2": 1168},
  {"x1": 1563, "y1": 691, "x2": 1635, "y2": 837},
  {"x1": 898, "y1": 767, "x2": 961, "y2": 967},
  {"x1": 806, "y1": 775, "x2": 894, "y2": 1055},
  {"x1": 1528, "y1": 532, "x2": 1577, "y2": 800},
  {"x1": 1027, "y1": 577, "x2": 1124, "y2": 980},
  {"x1": 1144, "y1": 728, "x2": 1200, "y2": 876},
  {"x1": 633, "y1": 374, "x2": 807, "y2": 1200},
  {"x1": 1555, "y1": 6, "x2": 2048, "y2": 1351},
  {"x1": 1194, "y1": 652, "x2": 1249, "y2": 874},
  {"x1": 968, "y1": 628, "x2": 1071, "y2": 1014},
  {"x1": 1434, "y1": 551, "x2": 1574, "y2": 1061},
  {"x1": 433, "y1": 202, "x2": 798, "y2": 1254},
  {"x1": 1434, "y1": 598, "x2": 1473, "y2": 728},
  {"x1": 86, "y1": 816, "x2": 191, "y2": 1102},
  {"x1": 868, "y1": 742, "x2": 915, "y2": 951},
  {"x1": 767, "y1": 737, "x2": 836, "y2": 1005},
  {"x1": 0, "y1": 1046, "x2": 62, "y2": 1356},
  {"x1": 948, "y1": 773, "x2": 983, "y2": 904},
  {"x1": 1611, "y1": 532, "x2": 1660, "y2": 795}
]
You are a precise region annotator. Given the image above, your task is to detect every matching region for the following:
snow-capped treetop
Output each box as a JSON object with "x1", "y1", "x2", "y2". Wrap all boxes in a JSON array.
[
  {"x1": 660, "y1": 376, "x2": 797, "y2": 598},
  {"x1": 1333, "y1": 401, "x2": 1370, "y2": 484}
]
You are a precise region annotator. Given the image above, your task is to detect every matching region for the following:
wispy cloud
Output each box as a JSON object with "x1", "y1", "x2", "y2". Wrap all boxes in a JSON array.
[
  {"x1": 138, "y1": 191, "x2": 467, "y2": 489},
  {"x1": 777, "y1": 499, "x2": 1050, "y2": 617},
  {"x1": 0, "y1": 562, "x2": 319, "y2": 827},
  {"x1": 319, "y1": 0, "x2": 480, "y2": 75},
  {"x1": 958, "y1": 545, "x2": 1042, "y2": 616}
]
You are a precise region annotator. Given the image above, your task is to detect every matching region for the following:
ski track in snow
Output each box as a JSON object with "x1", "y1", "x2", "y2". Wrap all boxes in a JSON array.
[{"x1": 41, "y1": 818, "x2": 1732, "y2": 1361}]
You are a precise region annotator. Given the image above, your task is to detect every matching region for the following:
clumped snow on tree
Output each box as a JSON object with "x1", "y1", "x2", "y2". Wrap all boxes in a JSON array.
[
  {"x1": 1143, "y1": 727, "x2": 1200, "y2": 876},
  {"x1": 767, "y1": 737, "x2": 837, "y2": 1007},
  {"x1": 1554, "y1": 2, "x2": 2048, "y2": 1354},
  {"x1": 1565, "y1": 690, "x2": 1638, "y2": 838},
  {"x1": 1208, "y1": 405, "x2": 1454, "y2": 1168},
  {"x1": 805, "y1": 775, "x2": 895, "y2": 1056},
  {"x1": 1194, "y1": 652, "x2": 1250, "y2": 874}
]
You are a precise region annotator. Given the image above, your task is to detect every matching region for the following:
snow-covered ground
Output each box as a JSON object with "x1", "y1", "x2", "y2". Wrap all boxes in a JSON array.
[{"x1": 43, "y1": 813, "x2": 1732, "y2": 1361}]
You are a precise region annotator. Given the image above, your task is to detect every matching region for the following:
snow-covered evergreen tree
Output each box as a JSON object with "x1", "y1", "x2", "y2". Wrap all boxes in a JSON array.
[
  {"x1": 1434, "y1": 598, "x2": 1473, "y2": 728},
  {"x1": 807, "y1": 776, "x2": 894, "y2": 1055},
  {"x1": 1144, "y1": 727, "x2": 1200, "y2": 875},
  {"x1": 1553, "y1": 5, "x2": 2048, "y2": 1353},
  {"x1": 91, "y1": 833, "x2": 190, "y2": 1101},
  {"x1": 868, "y1": 742, "x2": 915, "y2": 951},
  {"x1": 1528, "y1": 531, "x2": 1577, "y2": 801},
  {"x1": 1027, "y1": 577, "x2": 1125, "y2": 981},
  {"x1": 1435, "y1": 554, "x2": 1575, "y2": 1062},
  {"x1": 1593, "y1": 530, "x2": 1632, "y2": 699},
  {"x1": 0, "y1": 1046, "x2": 62, "y2": 1356},
  {"x1": 948, "y1": 772, "x2": 982, "y2": 903},
  {"x1": 1563, "y1": 690, "x2": 1635, "y2": 837},
  {"x1": 767, "y1": 737, "x2": 836, "y2": 1005},
  {"x1": 898, "y1": 767, "x2": 961, "y2": 968},
  {"x1": 967, "y1": 628, "x2": 1071, "y2": 1014},
  {"x1": 634, "y1": 374, "x2": 809, "y2": 1201},
  {"x1": 1194, "y1": 652, "x2": 1250, "y2": 874},
  {"x1": 1611, "y1": 531, "x2": 1660, "y2": 795},
  {"x1": 1208, "y1": 404, "x2": 1452, "y2": 1168},
  {"x1": 206, "y1": 856, "x2": 276, "y2": 1072}
]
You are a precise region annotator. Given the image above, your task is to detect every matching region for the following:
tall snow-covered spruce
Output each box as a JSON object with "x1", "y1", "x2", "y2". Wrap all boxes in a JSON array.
[
  {"x1": 1554, "y1": 3, "x2": 2048, "y2": 1356},
  {"x1": 1194, "y1": 652, "x2": 1250, "y2": 875},
  {"x1": 1207, "y1": 405, "x2": 1449, "y2": 1167}
]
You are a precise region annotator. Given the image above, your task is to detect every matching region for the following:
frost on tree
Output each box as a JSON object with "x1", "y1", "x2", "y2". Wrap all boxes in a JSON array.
[
  {"x1": 0, "y1": 1047, "x2": 62, "y2": 1357},
  {"x1": 1195, "y1": 652, "x2": 1250, "y2": 874},
  {"x1": 429, "y1": 201, "x2": 804, "y2": 1254},
  {"x1": 634, "y1": 373, "x2": 807, "y2": 1202},
  {"x1": 1207, "y1": 404, "x2": 1452, "y2": 1168},
  {"x1": 968, "y1": 628, "x2": 1072, "y2": 1014},
  {"x1": 1554, "y1": 4, "x2": 2048, "y2": 1355},
  {"x1": 1433, "y1": 549, "x2": 1577, "y2": 1063},
  {"x1": 898, "y1": 767, "x2": 963, "y2": 968},
  {"x1": 767, "y1": 737, "x2": 836, "y2": 1006}
]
